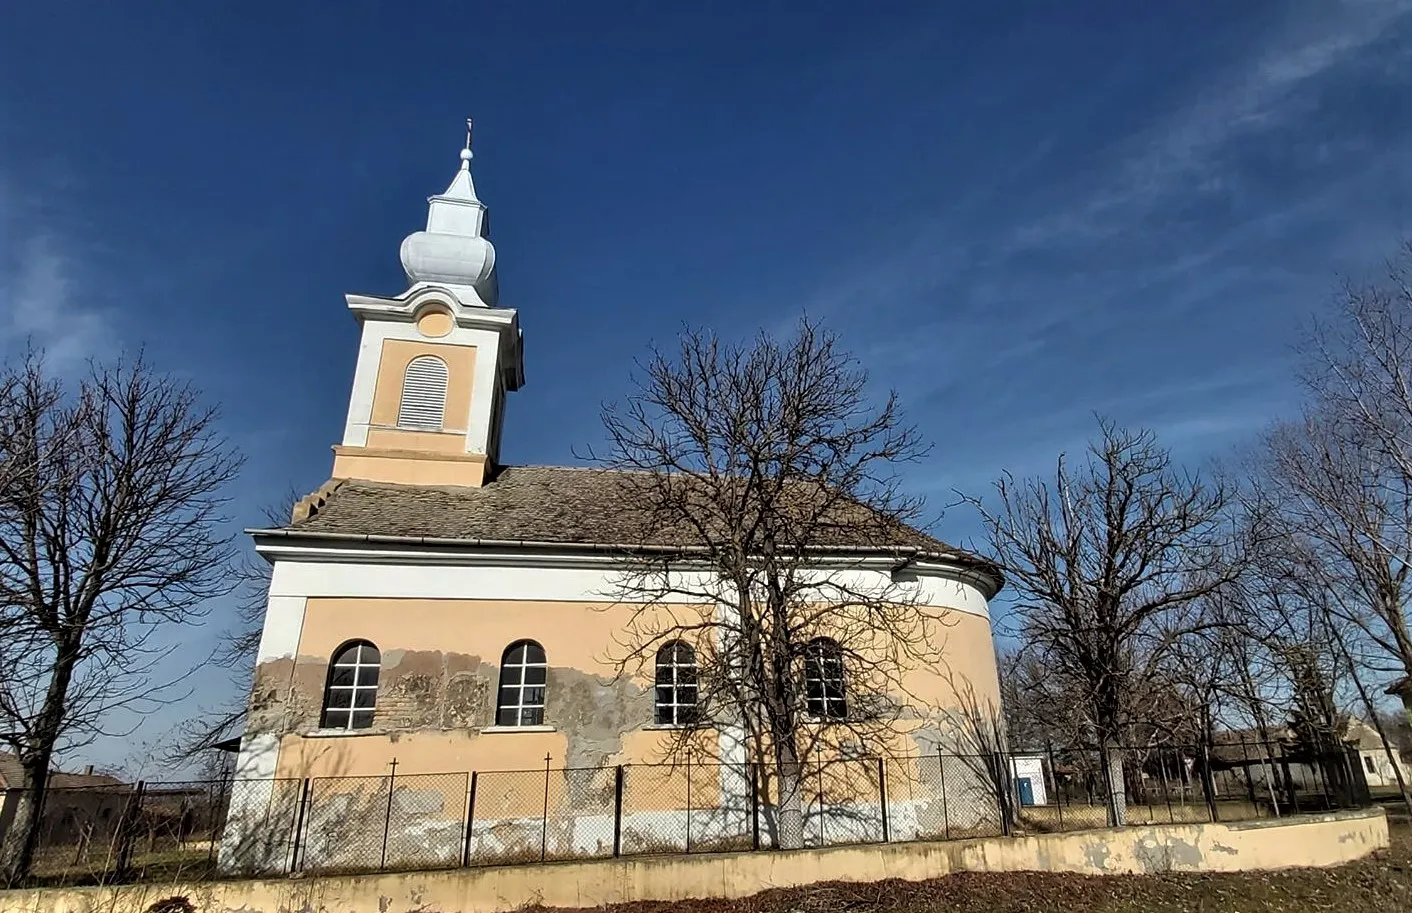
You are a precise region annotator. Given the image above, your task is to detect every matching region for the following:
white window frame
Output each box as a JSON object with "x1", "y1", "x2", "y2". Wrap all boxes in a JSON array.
[
  {"x1": 322, "y1": 641, "x2": 380, "y2": 731},
  {"x1": 497, "y1": 640, "x2": 547, "y2": 727},
  {"x1": 654, "y1": 641, "x2": 698, "y2": 726},
  {"x1": 396, "y1": 355, "x2": 449, "y2": 431},
  {"x1": 803, "y1": 637, "x2": 847, "y2": 721}
]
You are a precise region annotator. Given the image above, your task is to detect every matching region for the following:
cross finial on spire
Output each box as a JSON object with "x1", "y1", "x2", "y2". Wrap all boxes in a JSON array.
[{"x1": 460, "y1": 118, "x2": 474, "y2": 170}]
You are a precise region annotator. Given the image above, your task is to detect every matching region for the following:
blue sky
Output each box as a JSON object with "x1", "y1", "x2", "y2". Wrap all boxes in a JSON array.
[{"x1": 3, "y1": 1, "x2": 1412, "y2": 772}]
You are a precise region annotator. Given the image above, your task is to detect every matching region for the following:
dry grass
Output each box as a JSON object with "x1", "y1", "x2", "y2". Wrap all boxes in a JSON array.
[{"x1": 538, "y1": 822, "x2": 1412, "y2": 913}]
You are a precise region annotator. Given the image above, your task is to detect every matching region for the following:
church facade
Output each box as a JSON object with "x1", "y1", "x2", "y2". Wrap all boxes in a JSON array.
[{"x1": 223, "y1": 135, "x2": 1005, "y2": 872}]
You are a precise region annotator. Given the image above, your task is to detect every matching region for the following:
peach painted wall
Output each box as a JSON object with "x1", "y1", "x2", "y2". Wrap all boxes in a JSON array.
[
  {"x1": 263, "y1": 597, "x2": 1001, "y2": 780},
  {"x1": 329, "y1": 446, "x2": 488, "y2": 486},
  {"x1": 369, "y1": 339, "x2": 476, "y2": 436},
  {"x1": 415, "y1": 308, "x2": 454, "y2": 337}
]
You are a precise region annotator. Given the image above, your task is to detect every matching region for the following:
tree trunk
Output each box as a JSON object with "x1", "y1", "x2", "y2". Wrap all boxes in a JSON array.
[
  {"x1": 1103, "y1": 742, "x2": 1128, "y2": 827},
  {"x1": 773, "y1": 743, "x2": 805, "y2": 849},
  {"x1": 0, "y1": 647, "x2": 78, "y2": 886},
  {"x1": 0, "y1": 758, "x2": 50, "y2": 887}
]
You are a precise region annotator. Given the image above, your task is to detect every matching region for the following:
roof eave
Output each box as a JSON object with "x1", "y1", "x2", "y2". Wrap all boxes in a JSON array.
[{"x1": 246, "y1": 527, "x2": 1004, "y2": 598}]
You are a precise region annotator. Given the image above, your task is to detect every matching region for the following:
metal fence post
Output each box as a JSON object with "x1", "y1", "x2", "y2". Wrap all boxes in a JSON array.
[
  {"x1": 937, "y1": 745, "x2": 950, "y2": 841},
  {"x1": 1238, "y1": 741, "x2": 1258, "y2": 816},
  {"x1": 290, "y1": 778, "x2": 312, "y2": 873},
  {"x1": 817, "y1": 754, "x2": 826, "y2": 846},
  {"x1": 1046, "y1": 743, "x2": 1063, "y2": 830},
  {"x1": 541, "y1": 753, "x2": 551, "y2": 863},
  {"x1": 1277, "y1": 742, "x2": 1300, "y2": 814},
  {"x1": 1316, "y1": 747, "x2": 1334, "y2": 809},
  {"x1": 114, "y1": 780, "x2": 145, "y2": 881},
  {"x1": 995, "y1": 751, "x2": 1011, "y2": 837},
  {"x1": 613, "y1": 765, "x2": 624, "y2": 858},
  {"x1": 750, "y1": 762, "x2": 760, "y2": 851},
  {"x1": 876, "y1": 756, "x2": 889, "y2": 843},
  {"x1": 380, "y1": 760, "x2": 398, "y2": 870},
  {"x1": 1097, "y1": 745, "x2": 1118, "y2": 828},
  {"x1": 1158, "y1": 753, "x2": 1175, "y2": 823},
  {"x1": 207, "y1": 774, "x2": 231, "y2": 868},
  {"x1": 1256, "y1": 741, "x2": 1274, "y2": 816},
  {"x1": 1199, "y1": 743, "x2": 1219, "y2": 822},
  {"x1": 461, "y1": 771, "x2": 478, "y2": 867},
  {"x1": 685, "y1": 754, "x2": 693, "y2": 853}
]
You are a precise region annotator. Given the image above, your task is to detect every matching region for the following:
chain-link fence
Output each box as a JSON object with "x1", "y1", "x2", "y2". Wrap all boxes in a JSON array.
[
  {"x1": 1007, "y1": 741, "x2": 1372, "y2": 834},
  {"x1": 5, "y1": 738, "x2": 1375, "y2": 887}
]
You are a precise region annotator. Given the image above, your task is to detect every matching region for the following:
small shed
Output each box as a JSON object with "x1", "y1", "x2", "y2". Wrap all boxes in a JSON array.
[{"x1": 1010, "y1": 755, "x2": 1048, "y2": 806}]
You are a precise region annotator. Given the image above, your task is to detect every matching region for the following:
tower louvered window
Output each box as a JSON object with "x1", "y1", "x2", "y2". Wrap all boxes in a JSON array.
[{"x1": 397, "y1": 355, "x2": 449, "y2": 430}]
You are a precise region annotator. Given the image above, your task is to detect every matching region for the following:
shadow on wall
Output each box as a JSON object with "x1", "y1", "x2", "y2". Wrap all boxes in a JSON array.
[{"x1": 216, "y1": 754, "x2": 1005, "y2": 875}]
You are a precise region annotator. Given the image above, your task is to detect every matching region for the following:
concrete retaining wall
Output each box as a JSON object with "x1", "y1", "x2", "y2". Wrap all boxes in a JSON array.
[{"x1": 3, "y1": 808, "x2": 1388, "y2": 913}]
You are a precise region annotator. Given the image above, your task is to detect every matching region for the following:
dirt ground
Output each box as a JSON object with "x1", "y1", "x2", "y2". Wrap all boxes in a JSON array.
[{"x1": 540, "y1": 820, "x2": 1412, "y2": 913}]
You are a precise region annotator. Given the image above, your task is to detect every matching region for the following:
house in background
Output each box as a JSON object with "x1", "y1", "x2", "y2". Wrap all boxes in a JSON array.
[
  {"x1": 1345, "y1": 719, "x2": 1412, "y2": 790},
  {"x1": 1205, "y1": 719, "x2": 1409, "y2": 804},
  {"x1": 222, "y1": 131, "x2": 1006, "y2": 873},
  {"x1": 0, "y1": 752, "x2": 127, "y2": 854}
]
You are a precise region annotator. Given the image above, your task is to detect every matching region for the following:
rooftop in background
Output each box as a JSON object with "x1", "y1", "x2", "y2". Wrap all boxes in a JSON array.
[{"x1": 0, "y1": 751, "x2": 125, "y2": 790}]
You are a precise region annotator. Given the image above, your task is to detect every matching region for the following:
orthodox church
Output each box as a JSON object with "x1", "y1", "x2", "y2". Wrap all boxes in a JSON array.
[{"x1": 224, "y1": 131, "x2": 1004, "y2": 871}]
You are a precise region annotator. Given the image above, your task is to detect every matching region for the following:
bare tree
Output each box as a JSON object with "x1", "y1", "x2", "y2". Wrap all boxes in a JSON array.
[
  {"x1": 1271, "y1": 255, "x2": 1412, "y2": 692},
  {"x1": 594, "y1": 319, "x2": 960, "y2": 850},
  {"x1": 998, "y1": 648, "x2": 1092, "y2": 749},
  {"x1": 966, "y1": 418, "x2": 1243, "y2": 824},
  {"x1": 167, "y1": 488, "x2": 301, "y2": 766},
  {"x1": 0, "y1": 353, "x2": 241, "y2": 885},
  {"x1": 1248, "y1": 249, "x2": 1412, "y2": 809},
  {"x1": 1205, "y1": 529, "x2": 1346, "y2": 744}
]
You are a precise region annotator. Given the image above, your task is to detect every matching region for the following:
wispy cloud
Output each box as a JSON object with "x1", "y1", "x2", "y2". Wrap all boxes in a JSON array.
[
  {"x1": 1010, "y1": 0, "x2": 1412, "y2": 249},
  {"x1": 0, "y1": 180, "x2": 115, "y2": 371}
]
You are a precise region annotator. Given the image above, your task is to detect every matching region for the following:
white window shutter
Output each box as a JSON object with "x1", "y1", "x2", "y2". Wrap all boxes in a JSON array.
[{"x1": 397, "y1": 356, "x2": 449, "y2": 430}]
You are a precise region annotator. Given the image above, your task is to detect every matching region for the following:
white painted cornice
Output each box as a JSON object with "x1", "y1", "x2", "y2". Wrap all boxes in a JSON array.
[
  {"x1": 248, "y1": 529, "x2": 1004, "y2": 599},
  {"x1": 344, "y1": 286, "x2": 524, "y2": 391}
]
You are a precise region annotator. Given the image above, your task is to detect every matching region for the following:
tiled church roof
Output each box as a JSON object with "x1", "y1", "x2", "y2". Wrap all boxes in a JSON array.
[{"x1": 275, "y1": 465, "x2": 995, "y2": 574}]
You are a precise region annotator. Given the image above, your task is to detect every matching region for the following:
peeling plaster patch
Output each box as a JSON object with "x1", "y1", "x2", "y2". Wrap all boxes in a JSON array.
[
  {"x1": 1082, "y1": 839, "x2": 1111, "y2": 871},
  {"x1": 1129, "y1": 835, "x2": 1206, "y2": 873},
  {"x1": 1164, "y1": 838, "x2": 1205, "y2": 868},
  {"x1": 546, "y1": 666, "x2": 653, "y2": 768},
  {"x1": 446, "y1": 672, "x2": 489, "y2": 729},
  {"x1": 1132, "y1": 838, "x2": 1168, "y2": 873},
  {"x1": 1209, "y1": 841, "x2": 1239, "y2": 855}
]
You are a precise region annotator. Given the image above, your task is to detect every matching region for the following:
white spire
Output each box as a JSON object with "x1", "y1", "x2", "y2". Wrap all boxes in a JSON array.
[{"x1": 399, "y1": 120, "x2": 499, "y2": 307}]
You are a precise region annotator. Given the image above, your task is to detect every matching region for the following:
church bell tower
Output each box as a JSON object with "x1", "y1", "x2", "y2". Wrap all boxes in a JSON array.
[{"x1": 332, "y1": 123, "x2": 523, "y2": 488}]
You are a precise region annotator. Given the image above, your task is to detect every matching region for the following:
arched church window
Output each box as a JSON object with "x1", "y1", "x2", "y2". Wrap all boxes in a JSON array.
[
  {"x1": 803, "y1": 637, "x2": 847, "y2": 720},
  {"x1": 496, "y1": 640, "x2": 547, "y2": 726},
  {"x1": 654, "y1": 641, "x2": 698, "y2": 726},
  {"x1": 321, "y1": 640, "x2": 380, "y2": 730},
  {"x1": 397, "y1": 355, "x2": 449, "y2": 430}
]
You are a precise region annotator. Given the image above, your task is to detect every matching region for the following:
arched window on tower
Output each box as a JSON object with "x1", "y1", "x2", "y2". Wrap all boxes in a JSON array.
[
  {"x1": 803, "y1": 637, "x2": 847, "y2": 721},
  {"x1": 321, "y1": 640, "x2": 381, "y2": 730},
  {"x1": 654, "y1": 641, "x2": 698, "y2": 726},
  {"x1": 397, "y1": 355, "x2": 449, "y2": 430},
  {"x1": 496, "y1": 640, "x2": 547, "y2": 726}
]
